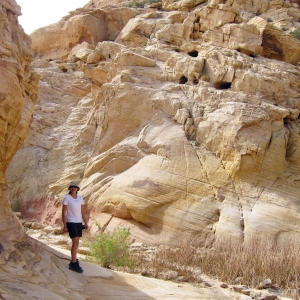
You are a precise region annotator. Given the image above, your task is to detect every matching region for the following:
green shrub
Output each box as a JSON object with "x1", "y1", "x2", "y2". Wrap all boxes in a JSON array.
[
  {"x1": 86, "y1": 228, "x2": 135, "y2": 269},
  {"x1": 126, "y1": 0, "x2": 144, "y2": 7},
  {"x1": 291, "y1": 28, "x2": 300, "y2": 41},
  {"x1": 148, "y1": 0, "x2": 161, "y2": 3}
]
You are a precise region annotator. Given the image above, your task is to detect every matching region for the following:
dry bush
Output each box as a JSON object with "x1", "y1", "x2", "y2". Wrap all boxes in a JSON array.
[
  {"x1": 133, "y1": 234, "x2": 300, "y2": 294},
  {"x1": 133, "y1": 235, "x2": 203, "y2": 282},
  {"x1": 199, "y1": 236, "x2": 300, "y2": 290}
]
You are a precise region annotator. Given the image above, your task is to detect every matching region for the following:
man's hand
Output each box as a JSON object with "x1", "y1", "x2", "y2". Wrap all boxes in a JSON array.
[{"x1": 63, "y1": 226, "x2": 68, "y2": 233}]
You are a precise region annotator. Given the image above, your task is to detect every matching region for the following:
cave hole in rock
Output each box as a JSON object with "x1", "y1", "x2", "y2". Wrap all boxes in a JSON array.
[
  {"x1": 262, "y1": 33, "x2": 283, "y2": 61},
  {"x1": 188, "y1": 50, "x2": 198, "y2": 57},
  {"x1": 193, "y1": 78, "x2": 199, "y2": 85},
  {"x1": 214, "y1": 81, "x2": 232, "y2": 90},
  {"x1": 179, "y1": 76, "x2": 188, "y2": 84},
  {"x1": 237, "y1": 48, "x2": 256, "y2": 58},
  {"x1": 293, "y1": 0, "x2": 300, "y2": 6}
]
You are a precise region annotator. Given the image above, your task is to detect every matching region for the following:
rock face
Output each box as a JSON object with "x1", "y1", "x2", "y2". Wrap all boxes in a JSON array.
[
  {"x1": 30, "y1": 7, "x2": 139, "y2": 60},
  {"x1": 0, "y1": 1, "x2": 84, "y2": 298},
  {"x1": 0, "y1": 0, "x2": 38, "y2": 267},
  {"x1": 7, "y1": 0, "x2": 300, "y2": 245}
]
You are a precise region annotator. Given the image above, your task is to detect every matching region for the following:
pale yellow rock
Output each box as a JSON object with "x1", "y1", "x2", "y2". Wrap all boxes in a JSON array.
[
  {"x1": 0, "y1": 0, "x2": 38, "y2": 249},
  {"x1": 115, "y1": 12, "x2": 172, "y2": 47},
  {"x1": 203, "y1": 23, "x2": 263, "y2": 56},
  {"x1": 249, "y1": 16, "x2": 300, "y2": 65},
  {"x1": 116, "y1": 50, "x2": 156, "y2": 67},
  {"x1": 84, "y1": 0, "x2": 129, "y2": 8},
  {"x1": 195, "y1": 6, "x2": 238, "y2": 33},
  {"x1": 68, "y1": 41, "x2": 95, "y2": 62},
  {"x1": 31, "y1": 7, "x2": 138, "y2": 60},
  {"x1": 31, "y1": 13, "x2": 108, "y2": 60},
  {"x1": 4, "y1": 0, "x2": 300, "y2": 299},
  {"x1": 7, "y1": 0, "x2": 300, "y2": 248},
  {"x1": 162, "y1": 0, "x2": 206, "y2": 11}
]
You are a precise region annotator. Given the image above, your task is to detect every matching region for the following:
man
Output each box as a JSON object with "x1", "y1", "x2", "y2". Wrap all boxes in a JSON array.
[{"x1": 62, "y1": 182, "x2": 88, "y2": 273}]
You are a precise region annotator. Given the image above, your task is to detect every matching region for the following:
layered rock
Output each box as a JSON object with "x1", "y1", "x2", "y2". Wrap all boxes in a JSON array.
[
  {"x1": 0, "y1": 1, "x2": 88, "y2": 298},
  {"x1": 0, "y1": 0, "x2": 39, "y2": 266},
  {"x1": 7, "y1": 0, "x2": 300, "y2": 245},
  {"x1": 31, "y1": 7, "x2": 139, "y2": 59},
  {"x1": 0, "y1": 2, "x2": 156, "y2": 299},
  {"x1": 84, "y1": 0, "x2": 129, "y2": 8}
]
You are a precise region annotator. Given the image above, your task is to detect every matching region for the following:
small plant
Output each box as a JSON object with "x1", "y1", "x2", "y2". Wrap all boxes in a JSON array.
[
  {"x1": 267, "y1": 17, "x2": 273, "y2": 22},
  {"x1": 291, "y1": 28, "x2": 300, "y2": 41},
  {"x1": 126, "y1": 0, "x2": 145, "y2": 7},
  {"x1": 148, "y1": 0, "x2": 161, "y2": 3},
  {"x1": 86, "y1": 228, "x2": 135, "y2": 269}
]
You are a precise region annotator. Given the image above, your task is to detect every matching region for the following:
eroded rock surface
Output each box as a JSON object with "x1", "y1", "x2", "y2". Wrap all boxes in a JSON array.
[
  {"x1": 0, "y1": 1, "x2": 248, "y2": 299},
  {"x1": 0, "y1": 0, "x2": 38, "y2": 270},
  {"x1": 2, "y1": 0, "x2": 300, "y2": 298},
  {"x1": 0, "y1": 1, "x2": 88, "y2": 299},
  {"x1": 30, "y1": 7, "x2": 139, "y2": 60},
  {"x1": 6, "y1": 0, "x2": 300, "y2": 247}
]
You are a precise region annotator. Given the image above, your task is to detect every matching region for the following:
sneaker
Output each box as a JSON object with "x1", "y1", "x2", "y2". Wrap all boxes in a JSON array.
[
  {"x1": 76, "y1": 259, "x2": 83, "y2": 272},
  {"x1": 69, "y1": 260, "x2": 83, "y2": 273}
]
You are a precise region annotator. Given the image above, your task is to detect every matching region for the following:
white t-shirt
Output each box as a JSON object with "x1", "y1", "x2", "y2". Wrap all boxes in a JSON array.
[{"x1": 62, "y1": 194, "x2": 84, "y2": 223}]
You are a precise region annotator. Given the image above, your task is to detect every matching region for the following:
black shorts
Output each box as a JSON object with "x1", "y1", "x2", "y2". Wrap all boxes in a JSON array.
[{"x1": 66, "y1": 222, "x2": 82, "y2": 239}]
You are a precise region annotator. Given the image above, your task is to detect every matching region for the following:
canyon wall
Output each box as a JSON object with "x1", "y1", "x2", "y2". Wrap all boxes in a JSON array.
[
  {"x1": 6, "y1": 0, "x2": 300, "y2": 245},
  {"x1": 0, "y1": 1, "x2": 82, "y2": 297},
  {"x1": 0, "y1": 0, "x2": 39, "y2": 266},
  {"x1": 0, "y1": 0, "x2": 290, "y2": 300},
  {"x1": 0, "y1": 3, "x2": 116, "y2": 299}
]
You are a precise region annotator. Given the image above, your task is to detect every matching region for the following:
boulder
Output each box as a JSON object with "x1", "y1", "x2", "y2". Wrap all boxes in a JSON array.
[{"x1": 31, "y1": 8, "x2": 138, "y2": 60}]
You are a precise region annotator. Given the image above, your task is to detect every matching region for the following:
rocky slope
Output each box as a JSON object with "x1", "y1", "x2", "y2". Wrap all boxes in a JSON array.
[
  {"x1": 7, "y1": 0, "x2": 300, "y2": 246},
  {"x1": 0, "y1": 1, "x2": 249, "y2": 299}
]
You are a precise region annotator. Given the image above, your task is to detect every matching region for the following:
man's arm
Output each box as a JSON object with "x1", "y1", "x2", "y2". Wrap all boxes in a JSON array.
[
  {"x1": 62, "y1": 204, "x2": 68, "y2": 232},
  {"x1": 81, "y1": 205, "x2": 89, "y2": 229}
]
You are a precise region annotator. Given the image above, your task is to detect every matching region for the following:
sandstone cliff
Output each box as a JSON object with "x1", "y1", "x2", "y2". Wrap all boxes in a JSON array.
[
  {"x1": 0, "y1": 0, "x2": 82, "y2": 297},
  {"x1": 1, "y1": 2, "x2": 238, "y2": 299},
  {"x1": 7, "y1": 0, "x2": 300, "y2": 245},
  {"x1": 0, "y1": 0, "x2": 38, "y2": 269}
]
